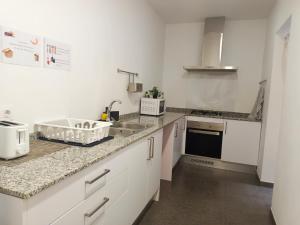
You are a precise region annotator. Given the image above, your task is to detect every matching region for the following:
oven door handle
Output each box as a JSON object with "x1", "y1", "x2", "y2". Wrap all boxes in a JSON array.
[{"x1": 189, "y1": 129, "x2": 221, "y2": 136}]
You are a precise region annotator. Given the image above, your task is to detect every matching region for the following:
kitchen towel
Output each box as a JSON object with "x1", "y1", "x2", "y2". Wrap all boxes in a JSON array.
[{"x1": 249, "y1": 82, "x2": 266, "y2": 120}]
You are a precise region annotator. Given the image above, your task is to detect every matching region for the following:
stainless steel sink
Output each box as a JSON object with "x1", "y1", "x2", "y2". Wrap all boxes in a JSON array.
[
  {"x1": 111, "y1": 122, "x2": 151, "y2": 130},
  {"x1": 109, "y1": 122, "x2": 153, "y2": 137},
  {"x1": 109, "y1": 127, "x2": 136, "y2": 137}
]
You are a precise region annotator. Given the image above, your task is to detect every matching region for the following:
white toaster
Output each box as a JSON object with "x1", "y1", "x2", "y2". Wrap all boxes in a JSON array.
[{"x1": 0, "y1": 120, "x2": 30, "y2": 160}]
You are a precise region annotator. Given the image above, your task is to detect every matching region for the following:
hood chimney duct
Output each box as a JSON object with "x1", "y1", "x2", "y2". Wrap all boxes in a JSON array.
[
  {"x1": 184, "y1": 16, "x2": 238, "y2": 72},
  {"x1": 201, "y1": 17, "x2": 225, "y2": 68}
]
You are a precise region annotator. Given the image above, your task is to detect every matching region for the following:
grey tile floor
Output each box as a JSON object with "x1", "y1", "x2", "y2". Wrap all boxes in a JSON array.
[{"x1": 138, "y1": 161, "x2": 275, "y2": 225}]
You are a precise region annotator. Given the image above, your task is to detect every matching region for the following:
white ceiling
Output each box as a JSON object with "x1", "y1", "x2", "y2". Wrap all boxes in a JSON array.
[{"x1": 147, "y1": 0, "x2": 276, "y2": 23}]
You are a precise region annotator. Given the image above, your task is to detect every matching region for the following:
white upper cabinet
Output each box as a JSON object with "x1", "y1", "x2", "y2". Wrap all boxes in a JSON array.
[{"x1": 222, "y1": 120, "x2": 261, "y2": 166}]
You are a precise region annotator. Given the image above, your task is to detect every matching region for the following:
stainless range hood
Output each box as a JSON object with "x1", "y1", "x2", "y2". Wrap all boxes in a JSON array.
[{"x1": 184, "y1": 17, "x2": 238, "y2": 72}]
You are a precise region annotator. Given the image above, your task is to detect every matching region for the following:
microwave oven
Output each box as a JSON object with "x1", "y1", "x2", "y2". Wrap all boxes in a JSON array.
[{"x1": 140, "y1": 98, "x2": 166, "y2": 116}]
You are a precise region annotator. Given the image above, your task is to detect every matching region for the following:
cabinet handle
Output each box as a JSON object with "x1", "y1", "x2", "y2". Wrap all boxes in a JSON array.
[
  {"x1": 85, "y1": 169, "x2": 110, "y2": 185},
  {"x1": 147, "y1": 138, "x2": 152, "y2": 160},
  {"x1": 225, "y1": 121, "x2": 228, "y2": 135},
  {"x1": 181, "y1": 120, "x2": 186, "y2": 131},
  {"x1": 189, "y1": 129, "x2": 220, "y2": 136},
  {"x1": 174, "y1": 123, "x2": 178, "y2": 137},
  {"x1": 84, "y1": 197, "x2": 109, "y2": 218},
  {"x1": 151, "y1": 137, "x2": 155, "y2": 159}
]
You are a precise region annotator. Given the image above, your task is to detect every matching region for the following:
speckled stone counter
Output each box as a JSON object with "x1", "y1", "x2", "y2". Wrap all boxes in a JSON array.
[
  {"x1": 167, "y1": 107, "x2": 261, "y2": 122},
  {"x1": 0, "y1": 113, "x2": 184, "y2": 199}
]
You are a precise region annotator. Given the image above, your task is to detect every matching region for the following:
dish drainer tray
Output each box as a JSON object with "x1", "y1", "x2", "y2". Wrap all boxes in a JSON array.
[
  {"x1": 35, "y1": 118, "x2": 112, "y2": 145},
  {"x1": 38, "y1": 136, "x2": 114, "y2": 147}
]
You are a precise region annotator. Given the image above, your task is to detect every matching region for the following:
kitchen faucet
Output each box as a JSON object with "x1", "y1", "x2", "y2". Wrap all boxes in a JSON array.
[{"x1": 107, "y1": 100, "x2": 122, "y2": 122}]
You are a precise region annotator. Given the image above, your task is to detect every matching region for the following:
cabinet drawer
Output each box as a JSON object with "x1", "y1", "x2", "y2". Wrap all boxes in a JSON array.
[
  {"x1": 52, "y1": 168, "x2": 129, "y2": 225},
  {"x1": 51, "y1": 188, "x2": 108, "y2": 225},
  {"x1": 27, "y1": 172, "x2": 85, "y2": 225},
  {"x1": 85, "y1": 149, "x2": 128, "y2": 198},
  {"x1": 105, "y1": 169, "x2": 128, "y2": 208},
  {"x1": 85, "y1": 165, "x2": 110, "y2": 198}
]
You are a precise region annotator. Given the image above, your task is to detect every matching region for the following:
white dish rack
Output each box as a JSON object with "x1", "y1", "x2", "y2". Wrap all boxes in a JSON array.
[{"x1": 35, "y1": 118, "x2": 112, "y2": 145}]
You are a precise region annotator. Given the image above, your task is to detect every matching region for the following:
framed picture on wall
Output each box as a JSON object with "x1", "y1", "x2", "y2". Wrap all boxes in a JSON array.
[
  {"x1": 1, "y1": 27, "x2": 42, "y2": 67},
  {"x1": 44, "y1": 38, "x2": 71, "y2": 71},
  {"x1": 0, "y1": 26, "x2": 3, "y2": 62}
]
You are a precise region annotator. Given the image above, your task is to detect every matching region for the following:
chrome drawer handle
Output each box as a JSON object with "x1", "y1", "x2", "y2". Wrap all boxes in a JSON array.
[
  {"x1": 84, "y1": 197, "x2": 109, "y2": 218},
  {"x1": 85, "y1": 169, "x2": 110, "y2": 185},
  {"x1": 174, "y1": 123, "x2": 179, "y2": 137},
  {"x1": 151, "y1": 137, "x2": 155, "y2": 159},
  {"x1": 181, "y1": 120, "x2": 186, "y2": 130},
  {"x1": 147, "y1": 138, "x2": 153, "y2": 160}
]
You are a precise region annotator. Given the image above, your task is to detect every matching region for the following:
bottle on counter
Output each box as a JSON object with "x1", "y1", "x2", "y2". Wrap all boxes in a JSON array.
[{"x1": 101, "y1": 107, "x2": 108, "y2": 121}]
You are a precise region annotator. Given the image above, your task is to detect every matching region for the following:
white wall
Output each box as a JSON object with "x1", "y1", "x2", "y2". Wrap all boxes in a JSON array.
[
  {"x1": 162, "y1": 20, "x2": 267, "y2": 113},
  {"x1": 0, "y1": 0, "x2": 165, "y2": 131},
  {"x1": 257, "y1": 15, "x2": 289, "y2": 183},
  {"x1": 262, "y1": 0, "x2": 300, "y2": 224}
]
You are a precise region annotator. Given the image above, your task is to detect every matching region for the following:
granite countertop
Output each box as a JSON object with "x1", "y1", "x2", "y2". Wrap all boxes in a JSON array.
[
  {"x1": 167, "y1": 107, "x2": 261, "y2": 122},
  {"x1": 0, "y1": 112, "x2": 184, "y2": 199}
]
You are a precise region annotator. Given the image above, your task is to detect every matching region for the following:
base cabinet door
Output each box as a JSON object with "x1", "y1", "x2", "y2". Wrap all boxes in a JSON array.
[
  {"x1": 102, "y1": 192, "x2": 130, "y2": 225},
  {"x1": 161, "y1": 118, "x2": 185, "y2": 181},
  {"x1": 173, "y1": 117, "x2": 185, "y2": 167},
  {"x1": 172, "y1": 121, "x2": 180, "y2": 167},
  {"x1": 222, "y1": 120, "x2": 261, "y2": 165},
  {"x1": 146, "y1": 129, "x2": 163, "y2": 201},
  {"x1": 102, "y1": 171, "x2": 130, "y2": 225},
  {"x1": 125, "y1": 140, "x2": 149, "y2": 224}
]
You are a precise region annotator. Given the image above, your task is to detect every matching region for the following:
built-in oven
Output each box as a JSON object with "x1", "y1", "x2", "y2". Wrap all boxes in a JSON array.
[{"x1": 185, "y1": 121, "x2": 224, "y2": 159}]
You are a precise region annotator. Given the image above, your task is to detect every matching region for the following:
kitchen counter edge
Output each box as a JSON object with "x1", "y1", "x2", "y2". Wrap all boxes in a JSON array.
[{"x1": 0, "y1": 113, "x2": 184, "y2": 199}]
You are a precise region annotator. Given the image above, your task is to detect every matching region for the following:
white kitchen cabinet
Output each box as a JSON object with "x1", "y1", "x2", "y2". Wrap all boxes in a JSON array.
[
  {"x1": 0, "y1": 129, "x2": 164, "y2": 225},
  {"x1": 51, "y1": 188, "x2": 107, "y2": 225},
  {"x1": 161, "y1": 117, "x2": 185, "y2": 181},
  {"x1": 101, "y1": 169, "x2": 130, "y2": 225},
  {"x1": 146, "y1": 129, "x2": 163, "y2": 201},
  {"x1": 173, "y1": 117, "x2": 186, "y2": 167},
  {"x1": 115, "y1": 134, "x2": 155, "y2": 224},
  {"x1": 125, "y1": 140, "x2": 149, "y2": 223},
  {"x1": 222, "y1": 120, "x2": 261, "y2": 166},
  {"x1": 103, "y1": 191, "x2": 130, "y2": 225},
  {"x1": 27, "y1": 172, "x2": 86, "y2": 225}
]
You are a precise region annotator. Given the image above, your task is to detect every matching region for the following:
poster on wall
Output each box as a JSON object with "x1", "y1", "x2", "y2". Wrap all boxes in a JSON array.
[
  {"x1": 0, "y1": 27, "x2": 42, "y2": 67},
  {"x1": 44, "y1": 39, "x2": 71, "y2": 71},
  {"x1": 0, "y1": 26, "x2": 2, "y2": 62}
]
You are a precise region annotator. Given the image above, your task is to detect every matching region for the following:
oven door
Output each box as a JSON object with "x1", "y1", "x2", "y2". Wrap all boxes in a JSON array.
[{"x1": 185, "y1": 127, "x2": 223, "y2": 159}]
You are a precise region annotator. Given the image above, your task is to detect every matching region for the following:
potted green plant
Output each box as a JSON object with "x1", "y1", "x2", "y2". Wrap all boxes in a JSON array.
[{"x1": 144, "y1": 86, "x2": 164, "y2": 99}]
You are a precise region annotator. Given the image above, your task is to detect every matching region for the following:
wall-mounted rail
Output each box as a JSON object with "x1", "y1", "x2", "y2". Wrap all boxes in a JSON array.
[
  {"x1": 117, "y1": 68, "x2": 138, "y2": 77},
  {"x1": 117, "y1": 68, "x2": 143, "y2": 93},
  {"x1": 259, "y1": 80, "x2": 267, "y2": 85}
]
